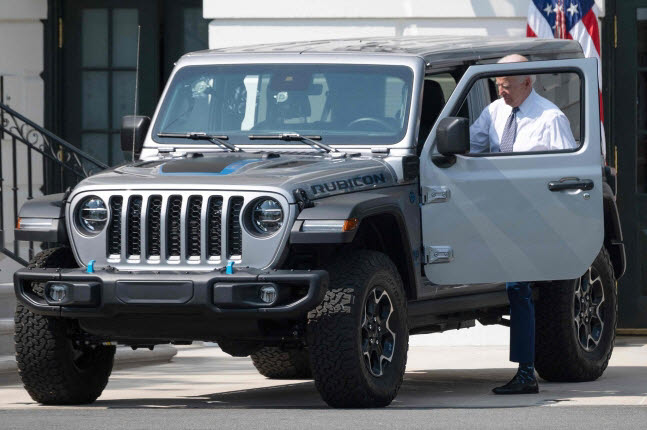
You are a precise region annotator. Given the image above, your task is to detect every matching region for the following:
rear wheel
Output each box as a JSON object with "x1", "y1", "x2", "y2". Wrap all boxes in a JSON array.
[
  {"x1": 14, "y1": 247, "x2": 116, "y2": 404},
  {"x1": 251, "y1": 347, "x2": 312, "y2": 379},
  {"x1": 535, "y1": 247, "x2": 617, "y2": 382},
  {"x1": 307, "y1": 250, "x2": 408, "y2": 408}
]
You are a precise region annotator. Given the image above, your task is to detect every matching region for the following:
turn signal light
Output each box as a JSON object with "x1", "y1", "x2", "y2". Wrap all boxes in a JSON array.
[{"x1": 342, "y1": 218, "x2": 359, "y2": 232}]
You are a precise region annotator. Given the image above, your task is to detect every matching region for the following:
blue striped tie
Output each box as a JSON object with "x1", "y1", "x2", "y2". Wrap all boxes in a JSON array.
[{"x1": 499, "y1": 107, "x2": 519, "y2": 153}]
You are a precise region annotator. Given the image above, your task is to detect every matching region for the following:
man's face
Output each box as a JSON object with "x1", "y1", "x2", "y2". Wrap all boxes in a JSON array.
[{"x1": 496, "y1": 76, "x2": 530, "y2": 107}]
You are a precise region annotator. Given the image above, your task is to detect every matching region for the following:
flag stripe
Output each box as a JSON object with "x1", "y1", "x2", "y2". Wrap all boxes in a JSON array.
[
  {"x1": 527, "y1": 0, "x2": 606, "y2": 158},
  {"x1": 581, "y1": 9, "x2": 601, "y2": 55}
]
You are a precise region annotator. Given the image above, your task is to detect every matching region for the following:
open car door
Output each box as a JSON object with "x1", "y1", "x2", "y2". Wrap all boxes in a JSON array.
[{"x1": 420, "y1": 58, "x2": 603, "y2": 285}]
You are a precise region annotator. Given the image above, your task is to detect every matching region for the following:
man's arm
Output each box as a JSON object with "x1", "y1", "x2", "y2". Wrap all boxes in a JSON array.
[
  {"x1": 542, "y1": 112, "x2": 577, "y2": 150},
  {"x1": 469, "y1": 107, "x2": 492, "y2": 153}
]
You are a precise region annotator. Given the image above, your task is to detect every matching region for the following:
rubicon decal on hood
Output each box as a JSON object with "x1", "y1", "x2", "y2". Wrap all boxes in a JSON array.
[{"x1": 310, "y1": 173, "x2": 388, "y2": 195}]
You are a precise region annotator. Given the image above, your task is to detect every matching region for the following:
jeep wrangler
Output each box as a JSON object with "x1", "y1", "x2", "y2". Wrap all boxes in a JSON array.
[{"x1": 13, "y1": 36, "x2": 625, "y2": 408}]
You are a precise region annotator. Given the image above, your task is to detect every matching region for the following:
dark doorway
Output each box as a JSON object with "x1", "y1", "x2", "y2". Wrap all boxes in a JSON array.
[
  {"x1": 48, "y1": 0, "x2": 208, "y2": 170},
  {"x1": 62, "y1": 0, "x2": 159, "y2": 166},
  {"x1": 613, "y1": 0, "x2": 647, "y2": 329}
]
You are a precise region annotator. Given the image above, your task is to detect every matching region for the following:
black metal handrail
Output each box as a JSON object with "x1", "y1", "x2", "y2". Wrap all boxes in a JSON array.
[{"x1": 0, "y1": 78, "x2": 109, "y2": 266}]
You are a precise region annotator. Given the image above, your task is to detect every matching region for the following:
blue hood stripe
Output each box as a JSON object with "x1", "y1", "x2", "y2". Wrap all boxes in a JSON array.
[{"x1": 159, "y1": 159, "x2": 262, "y2": 176}]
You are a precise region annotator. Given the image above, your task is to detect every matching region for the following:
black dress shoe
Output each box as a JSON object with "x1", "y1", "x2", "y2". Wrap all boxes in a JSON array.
[{"x1": 492, "y1": 373, "x2": 539, "y2": 395}]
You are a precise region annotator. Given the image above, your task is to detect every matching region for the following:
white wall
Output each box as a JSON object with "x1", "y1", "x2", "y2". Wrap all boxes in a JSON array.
[
  {"x1": 0, "y1": 0, "x2": 47, "y2": 276},
  {"x1": 204, "y1": 0, "x2": 605, "y2": 50}
]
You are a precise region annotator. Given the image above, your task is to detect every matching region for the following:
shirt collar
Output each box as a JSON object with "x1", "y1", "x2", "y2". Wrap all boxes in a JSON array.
[{"x1": 516, "y1": 89, "x2": 537, "y2": 116}]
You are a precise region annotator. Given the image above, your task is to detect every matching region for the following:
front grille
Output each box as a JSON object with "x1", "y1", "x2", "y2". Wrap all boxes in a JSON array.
[
  {"x1": 127, "y1": 196, "x2": 142, "y2": 257},
  {"x1": 207, "y1": 197, "x2": 223, "y2": 258},
  {"x1": 167, "y1": 196, "x2": 182, "y2": 258},
  {"x1": 103, "y1": 193, "x2": 252, "y2": 265},
  {"x1": 186, "y1": 196, "x2": 202, "y2": 258},
  {"x1": 227, "y1": 197, "x2": 244, "y2": 257},
  {"x1": 108, "y1": 196, "x2": 123, "y2": 255},
  {"x1": 147, "y1": 195, "x2": 162, "y2": 258}
]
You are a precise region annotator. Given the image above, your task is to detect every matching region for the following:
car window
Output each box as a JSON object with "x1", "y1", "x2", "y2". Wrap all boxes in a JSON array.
[
  {"x1": 418, "y1": 73, "x2": 457, "y2": 150},
  {"x1": 153, "y1": 64, "x2": 414, "y2": 146},
  {"x1": 458, "y1": 71, "x2": 582, "y2": 154}
]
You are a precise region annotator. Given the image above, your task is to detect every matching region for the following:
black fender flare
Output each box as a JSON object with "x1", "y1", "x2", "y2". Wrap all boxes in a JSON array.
[
  {"x1": 290, "y1": 189, "x2": 418, "y2": 299},
  {"x1": 14, "y1": 193, "x2": 68, "y2": 243},
  {"x1": 290, "y1": 191, "x2": 410, "y2": 245},
  {"x1": 602, "y1": 182, "x2": 626, "y2": 280}
]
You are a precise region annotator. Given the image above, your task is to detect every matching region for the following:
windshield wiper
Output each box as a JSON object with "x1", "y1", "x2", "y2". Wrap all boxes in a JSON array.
[
  {"x1": 248, "y1": 133, "x2": 340, "y2": 154},
  {"x1": 158, "y1": 132, "x2": 243, "y2": 152}
]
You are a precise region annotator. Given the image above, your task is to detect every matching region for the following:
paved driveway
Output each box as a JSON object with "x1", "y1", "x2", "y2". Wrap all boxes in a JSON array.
[{"x1": 0, "y1": 337, "x2": 645, "y2": 429}]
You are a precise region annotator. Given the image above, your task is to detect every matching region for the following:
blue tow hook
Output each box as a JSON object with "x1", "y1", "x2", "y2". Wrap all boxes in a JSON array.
[
  {"x1": 87, "y1": 260, "x2": 95, "y2": 273},
  {"x1": 226, "y1": 261, "x2": 235, "y2": 275}
]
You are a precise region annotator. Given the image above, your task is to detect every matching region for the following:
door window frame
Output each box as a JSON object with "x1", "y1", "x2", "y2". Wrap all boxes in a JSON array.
[{"x1": 438, "y1": 67, "x2": 587, "y2": 158}]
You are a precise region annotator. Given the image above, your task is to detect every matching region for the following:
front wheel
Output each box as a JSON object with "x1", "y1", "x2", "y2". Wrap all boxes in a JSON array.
[
  {"x1": 535, "y1": 247, "x2": 617, "y2": 382},
  {"x1": 307, "y1": 250, "x2": 408, "y2": 408},
  {"x1": 14, "y1": 247, "x2": 116, "y2": 404}
]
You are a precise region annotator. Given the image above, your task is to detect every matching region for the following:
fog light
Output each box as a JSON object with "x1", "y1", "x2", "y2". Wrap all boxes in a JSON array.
[
  {"x1": 48, "y1": 284, "x2": 69, "y2": 302},
  {"x1": 259, "y1": 285, "x2": 278, "y2": 304}
]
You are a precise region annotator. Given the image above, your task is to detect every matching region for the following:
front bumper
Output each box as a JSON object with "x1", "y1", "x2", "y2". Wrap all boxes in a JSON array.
[{"x1": 14, "y1": 267, "x2": 328, "y2": 320}]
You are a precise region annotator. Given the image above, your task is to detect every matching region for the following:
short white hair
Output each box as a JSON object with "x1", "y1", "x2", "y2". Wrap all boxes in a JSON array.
[{"x1": 497, "y1": 54, "x2": 536, "y2": 85}]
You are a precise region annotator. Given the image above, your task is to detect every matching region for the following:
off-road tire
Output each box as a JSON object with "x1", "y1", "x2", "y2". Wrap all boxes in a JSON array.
[
  {"x1": 535, "y1": 247, "x2": 617, "y2": 382},
  {"x1": 250, "y1": 347, "x2": 312, "y2": 379},
  {"x1": 14, "y1": 247, "x2": 116, "y2": 405},
  {"x1": 307, "y1": 250, "x2": 408, "y2": 408}
]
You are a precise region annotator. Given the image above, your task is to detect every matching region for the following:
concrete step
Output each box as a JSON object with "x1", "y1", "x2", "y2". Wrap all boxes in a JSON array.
[
  {"x1": 0, "y1": 318, "x2": 13, "y2": 356},
  {"x1": 0, "y1": 283, "x2": 16, "y2": 320}
]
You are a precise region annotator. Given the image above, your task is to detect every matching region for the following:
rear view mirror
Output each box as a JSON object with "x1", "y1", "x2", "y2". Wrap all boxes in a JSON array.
[
  {"x1": 436, "y1": 117, "x2": 470, "y2": 155},
  {"x1": 121, "y1": 115, "x2": 151, "y2": 159}
]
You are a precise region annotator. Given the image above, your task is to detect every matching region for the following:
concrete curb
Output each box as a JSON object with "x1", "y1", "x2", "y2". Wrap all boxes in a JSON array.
[{"x1": 0, "y1": 345, "x2": 178, "y2": 374}]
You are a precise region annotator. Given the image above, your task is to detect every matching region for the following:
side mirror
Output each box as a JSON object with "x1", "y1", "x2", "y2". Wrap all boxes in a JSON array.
[
  {"x1": 121, "y1": 115, "x2": 151, "y2": 159},
  {"x1": 436, "y1": 117, "x2": 470, "y2": 155}
]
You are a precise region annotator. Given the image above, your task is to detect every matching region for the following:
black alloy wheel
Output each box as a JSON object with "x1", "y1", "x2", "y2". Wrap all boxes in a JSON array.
[
  {"x1": 573, "y1": 267, "x2": 606, "y2": 352},
  {"x1": 361, "y1": 287, "x2": 397, "y2": 377}
]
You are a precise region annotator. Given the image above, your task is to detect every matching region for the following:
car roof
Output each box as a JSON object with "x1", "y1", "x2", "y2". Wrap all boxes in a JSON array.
[{"x1": 183, "y1": 36, "x2": 584, "y2": 65}]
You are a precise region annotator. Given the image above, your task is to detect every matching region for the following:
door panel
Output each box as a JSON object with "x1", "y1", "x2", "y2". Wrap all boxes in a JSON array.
[{"x1": 420, "y1": 58, "x2": 603, "y2": 285}]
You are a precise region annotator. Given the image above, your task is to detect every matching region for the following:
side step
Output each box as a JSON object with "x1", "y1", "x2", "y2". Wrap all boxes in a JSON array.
[{"x1": 408, "y1": 290, "x2": 510, "y2": 332}]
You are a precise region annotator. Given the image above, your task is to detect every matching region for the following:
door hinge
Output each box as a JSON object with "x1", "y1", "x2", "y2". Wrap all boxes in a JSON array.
[
  {"x1": 58, "y1": 17, "x2": 63, "y2": 49},
  {"x1": 614, "y1": 15, "x2": 617, "y2": 48},
  {"x1": 424, "y1": 246, "x2": 454, "y2": 264},
  {"x1": 421, "y1": 186, "x2": 450, "y2": 204}
]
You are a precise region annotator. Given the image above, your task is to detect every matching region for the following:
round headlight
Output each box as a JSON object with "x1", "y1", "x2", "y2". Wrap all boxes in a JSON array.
[
  {"x1": 250, "y1": 198, "x2": 283, "y2": 235},
  {"x1": 77, "y1": 196, "x2": 107, "y2": 235}
]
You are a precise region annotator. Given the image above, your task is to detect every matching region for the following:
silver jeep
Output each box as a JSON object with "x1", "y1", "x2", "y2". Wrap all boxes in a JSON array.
[{"x1": 13, "y1": 36, "x2": 625, "y2": 408}]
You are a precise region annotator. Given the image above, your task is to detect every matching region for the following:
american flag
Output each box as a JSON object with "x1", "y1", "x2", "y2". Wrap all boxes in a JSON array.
[{"x1": 526, "y1": 0, "x2": 605, "y2": 157}]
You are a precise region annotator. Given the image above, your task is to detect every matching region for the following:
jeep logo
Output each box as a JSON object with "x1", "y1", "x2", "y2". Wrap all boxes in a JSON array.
[{"x1": 310, "y1": 173, "x2": 387, "y2": 195}]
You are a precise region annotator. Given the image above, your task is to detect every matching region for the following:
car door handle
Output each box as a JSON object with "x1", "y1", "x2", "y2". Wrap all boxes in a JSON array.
[{"x1": 548, "y1": 178, "x2": 594, "y2": 192}]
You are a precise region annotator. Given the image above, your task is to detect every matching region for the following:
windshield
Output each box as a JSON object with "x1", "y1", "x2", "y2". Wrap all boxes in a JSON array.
[{"x1": 152, "y1": 64, "x2": 414, "y2": 146}]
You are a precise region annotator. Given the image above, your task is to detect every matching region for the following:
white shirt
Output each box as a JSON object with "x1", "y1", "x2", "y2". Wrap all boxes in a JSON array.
[{"x1": 469, "y1": 89, "x2": 577, "y2": 153}]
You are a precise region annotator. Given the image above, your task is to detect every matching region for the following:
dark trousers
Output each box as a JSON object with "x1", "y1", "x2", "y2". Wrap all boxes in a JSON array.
[{"x1": 506, "y1": 282, "x2": 535, "y2": 363}]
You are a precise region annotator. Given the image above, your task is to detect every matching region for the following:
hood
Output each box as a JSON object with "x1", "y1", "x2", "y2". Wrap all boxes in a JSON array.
[{"x1": 74, "y1": 152, "x2": 398, "y2": 202}]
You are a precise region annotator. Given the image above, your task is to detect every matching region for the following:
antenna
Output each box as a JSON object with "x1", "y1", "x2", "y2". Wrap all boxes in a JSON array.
[{"x1": 132, "y1": 25, "x2": 141, "y2": 161}]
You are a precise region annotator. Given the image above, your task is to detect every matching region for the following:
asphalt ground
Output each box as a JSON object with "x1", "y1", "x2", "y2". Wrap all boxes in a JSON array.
[{"x1": 0, "y1": 337, "x2": 645, "y2": 429}]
